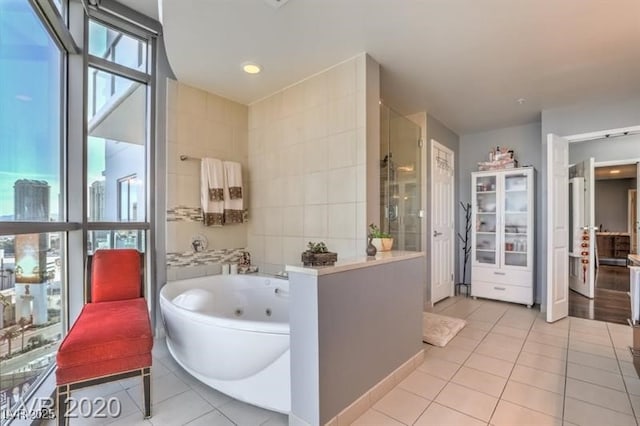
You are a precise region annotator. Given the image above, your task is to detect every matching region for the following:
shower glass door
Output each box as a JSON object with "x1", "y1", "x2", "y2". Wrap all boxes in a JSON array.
[{"x1": 380, "y1": 105, "x2": 422, "y2": 251}]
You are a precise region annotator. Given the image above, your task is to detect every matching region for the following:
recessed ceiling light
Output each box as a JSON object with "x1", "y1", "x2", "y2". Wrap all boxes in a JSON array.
[
  {"x1": 242, "y1": 63, "x2": 261, "y2": 74},
  {"x1": 516, "y1": 98, "x2": 526, "y2": 105},
  {"x1": 610, "y1": 169, "x2": 621, "y2": 174}
]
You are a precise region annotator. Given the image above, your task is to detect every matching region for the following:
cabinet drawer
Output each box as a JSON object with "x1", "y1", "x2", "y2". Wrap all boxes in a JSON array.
[
  {"x1": 472, "y1": 267, "x2": 531, "y2": 286},
  {"x1": 472, "y1": 281, "x2": 533, "y2": 305}
]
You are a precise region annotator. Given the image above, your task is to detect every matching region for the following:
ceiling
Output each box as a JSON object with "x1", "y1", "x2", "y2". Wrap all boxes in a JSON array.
[
  {"x1": 595, "y1": 164, "x2": 638, "y2": 180},
  {"x1": 121, "y1": 0, "x2": 640, "y2": 134}
]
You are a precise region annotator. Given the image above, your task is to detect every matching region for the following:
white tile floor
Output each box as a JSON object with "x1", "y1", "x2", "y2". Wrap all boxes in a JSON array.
[
  {"x1": 43, "y1": 338, "x2": 288, "y2": 426},
  {"x1": 44, "y1": 295, "x2": 640, "y2": 426},
  {"x1": 353, "y1": 296, "x2": 640, "y2": 426}
]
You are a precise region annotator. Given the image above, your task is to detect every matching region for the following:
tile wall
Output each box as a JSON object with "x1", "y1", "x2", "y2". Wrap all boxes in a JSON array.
[
  {"x1": 165, "y1": 80, "x2": 249, "y2": 279},
  {"x1": 247, "y1": 54, "x2": 379, "y2": 273}
]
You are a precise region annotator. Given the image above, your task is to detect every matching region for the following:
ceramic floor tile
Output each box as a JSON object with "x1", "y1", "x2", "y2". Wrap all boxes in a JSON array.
[
  {"x1": 451, "y1": 366, "x2": 507, "y2": 397},
  {"x1": 566, "y1": 362, "x2": 625, "y2": 391},
  {"x1": 414, "y1": 402, "x2": 486, "y2": 426},
  {"x1": 147, "y1": 390, "x2": 213, "y2": 426},
  {"x1": 563, "y1": 397, "x2": 636, "y2": 426},
  {"x1": 457, "y1": 326, "x2": 488, "y2": 341},
  {"x1": 490, "y1": 399, "x2": 563, "y2": 426},
  {"x1": 526, "y1": 331, "x2": 569, "y2": 348},
  {"x1": 530, "y1": 322, "x2": 570, "y2": 338},
  {"x1": 71, "y1": 381, "x2": 124, "y2": 400},
  {"x1": 105, "y1": 412, "x2": 152, "y2": 426},
  {"x1": 352, "y1": 409, "x2": 405, "y2": 426},
  {"x1": 447, "y1": 335, "x2": 481, "y2": 351},
  {"x1": 483, "y1": 332, "x2": 526, "y2": 347},
  {"x1": 416, "y1": 356, "x2": 461, "y2": 381},
  {"x1": 615, "y1": 346, "x2": 635, "y2": 363},
  {"x1": 217, "y1": 399, "x2": 275, "y2": 426},
  {"x1": 435, "y1": 382, "x2": 498, "y2": 422},
  {"x1": 516, "y1": 351, "x2": 567, "y2": 376},
  {"x1": 127, "y1": 371, "x2": 190, "y2": 409},
  {"x1": 623, "y1": 375, "x2": 640, "y2": 396},
  {"x1": 261, "y1": 414, "x2": 289, "y2": 426},
  {"x1": 570, "y1": 331, "x2": 613, "y2": 347},
  {"x1": 491, "y1": 324, "x2": 530, "y2": 339},
  {"x1": 464, "y1": 353, "x2": 514, "y2": 378},
  {"x1": 465, "y1": 319, "x2": 495, "y2": 331},
  {"x1": 565, "y1": 378, "x2": 633, "y2": 414},
  {"x1": 475, "y1": 340, "x2": 521, "y2": 363},
  {"x1": 567, "y1": 350, "x2": 620, "y2": 373},
  {"x1": 569, "y1": 339, "x2": 617, "y2": 359},
  {"x1": 510, "y1": 364, "x2": 565, "y2": 395},
  {"x1": 426, "y1": 345, "x2": 473, "y2": 364},
  {"x1": 184, "y1": 409, "x2": 234, "y2": 426},
  {"x1": 501, "y1": 381, "x2": 564, "y2": 419},
  {"x1": 373, "y1": 387, "x2": 430, "y2": 425},
  {"x1": 618, "y1": 361, "x2": 638, "y2": 378},
  {"x1": 397, "y1": 370, "x2": 448, "y2": 400},
  {"x1": 522, "y1": 340, "x2": 568, "y2": 360}
]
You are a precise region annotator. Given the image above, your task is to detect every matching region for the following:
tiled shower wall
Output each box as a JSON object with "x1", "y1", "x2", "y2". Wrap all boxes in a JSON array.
[
  {"x1": 247, "y1": 54, "x2": 380, "y2": 273},
  {"x1": 165, "y1": 79, "x2": 249, "y2": 279}
]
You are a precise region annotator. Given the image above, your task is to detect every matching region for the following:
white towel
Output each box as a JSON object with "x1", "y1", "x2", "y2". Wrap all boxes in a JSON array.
[
  {"x1": 223, "y1": 161, "x2": 243, "y2": 224},
  {"x1": 201, "y1": 158, "x2": 224, "y2": 227}
]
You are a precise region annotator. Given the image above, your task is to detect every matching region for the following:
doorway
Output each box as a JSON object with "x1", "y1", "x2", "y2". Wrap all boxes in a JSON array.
[
  {"x1": 430, "y1": 139, "x2": 455, "y2": 303},
  {"x1": 569, "y1": 161, "x2": 638, "y2": 324},
  {"x1": 546, "y1": 128, "x2": 640, "y2": 323}
]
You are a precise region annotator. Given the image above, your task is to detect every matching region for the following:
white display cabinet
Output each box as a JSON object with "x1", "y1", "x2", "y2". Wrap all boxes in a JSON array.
[{"x1": 471, "y1": 167, "x2": 534, "y2": 307}]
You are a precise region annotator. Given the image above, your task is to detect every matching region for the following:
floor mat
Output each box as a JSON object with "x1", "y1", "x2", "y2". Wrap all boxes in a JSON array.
[{"x1": 423, "y1": 312, "x2": 466, "y2": 347}]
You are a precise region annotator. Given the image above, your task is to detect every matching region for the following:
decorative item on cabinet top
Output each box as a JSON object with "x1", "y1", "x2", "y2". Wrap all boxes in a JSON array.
[
  {"x1": 478, "y1": 146, "x2": 518, "y2": 171},
  {"x1": 368, "y1": 223, "x2": 394, "y2": 252},
  {"x1": 301, "y1": 241, "x2": 338, "y2": 267}
]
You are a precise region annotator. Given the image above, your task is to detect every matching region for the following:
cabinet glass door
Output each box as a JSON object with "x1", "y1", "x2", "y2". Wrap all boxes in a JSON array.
[
  {"x1": 503, "y1": 172, "x2": 528, "y2": 267},
  {"x1": 475, "y1": 175, "x2": 498, "y2": 265}
]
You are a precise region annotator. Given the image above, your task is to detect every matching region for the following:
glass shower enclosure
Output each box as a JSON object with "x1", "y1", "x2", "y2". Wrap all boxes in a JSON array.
[{"x1": 380, "y1": 105, "x2": 423, "y2": 251}]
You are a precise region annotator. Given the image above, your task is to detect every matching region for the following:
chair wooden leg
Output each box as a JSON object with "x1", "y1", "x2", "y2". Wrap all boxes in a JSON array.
[
  {"x1": 57, "y1": 385, "x2": 69, "y2": 426},
  {"x1": 142, "y1": 367, "x2": 151, "y2": 418}
]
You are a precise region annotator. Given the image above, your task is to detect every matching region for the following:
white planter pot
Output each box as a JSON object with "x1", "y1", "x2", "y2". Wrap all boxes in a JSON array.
[{"x1": 372, "y1": 238, "x2": 394, "y2": 252}]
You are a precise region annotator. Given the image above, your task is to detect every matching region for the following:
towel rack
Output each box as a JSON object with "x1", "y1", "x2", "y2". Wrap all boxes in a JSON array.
[{"x1": 179, "y1": 155, "x2": 200, "y2": 161}]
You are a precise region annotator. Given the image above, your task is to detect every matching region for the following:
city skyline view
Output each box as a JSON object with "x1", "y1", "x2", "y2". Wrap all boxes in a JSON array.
[{"x1": 0, "y1": 1, "x2": 106, "y2": 220}]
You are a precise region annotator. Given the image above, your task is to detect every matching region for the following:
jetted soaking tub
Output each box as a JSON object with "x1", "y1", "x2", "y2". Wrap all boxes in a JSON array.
[{"x1": 159, "y1": 274, "x2": 290, "y2": 413}]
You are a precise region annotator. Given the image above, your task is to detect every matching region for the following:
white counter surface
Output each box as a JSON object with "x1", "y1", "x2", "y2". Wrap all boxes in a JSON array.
[
  {"x1": 285, "y1": 251, "x2": 425, "y2": 277},
  {"x1": 630, "y1": 254, "x2": 640, "y2": 266}
]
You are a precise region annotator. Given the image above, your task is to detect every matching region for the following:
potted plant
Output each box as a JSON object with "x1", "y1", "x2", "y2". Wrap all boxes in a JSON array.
[
  {"x1": 301, "y1": 241, "x2": 338, "y2": 266},
  {"x1": 369, "y1": 223, "x2": 394, "y2": 252}
]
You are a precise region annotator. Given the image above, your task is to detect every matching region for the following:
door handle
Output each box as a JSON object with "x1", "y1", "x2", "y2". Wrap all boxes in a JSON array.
[{"x1": 433, "y1": 230, "x2": 442, "y2": 237}]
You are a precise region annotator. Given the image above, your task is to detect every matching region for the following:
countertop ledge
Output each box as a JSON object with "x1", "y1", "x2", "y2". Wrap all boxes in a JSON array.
[
  {"x1": 285, "y1": 251, "x2": 425, "y2": 277},
  {"x1": 629, "y1": 254, "x2": 640, "y2": 266}
]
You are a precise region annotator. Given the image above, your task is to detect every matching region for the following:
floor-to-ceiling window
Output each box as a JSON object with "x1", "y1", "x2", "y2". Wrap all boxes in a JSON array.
[
  {"x1": 0, "y1": 1, "x2": 156, "y2": 421},
  {"x1": 0, "y1": 0, "x2": 67, "y2": 416},
  {"x1": 85, "y1": 16, "x2": 152, "y2": 258}
]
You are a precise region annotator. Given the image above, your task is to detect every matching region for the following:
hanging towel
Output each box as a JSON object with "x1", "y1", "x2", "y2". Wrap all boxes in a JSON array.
[
  {"x1": 201, "y1": 158, "x2": 224, "y2": 227},
  {"x1": 223, "y1": 161, "x2": 244, "y2": 224},
  {"x1": 225, "y1": 161, "x2": 243, "y2": 200}
]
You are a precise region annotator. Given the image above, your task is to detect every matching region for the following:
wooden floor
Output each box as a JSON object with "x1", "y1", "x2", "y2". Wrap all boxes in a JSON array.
[{"x1": 569, "y1": 265, "x2": 631, "y2": 325}]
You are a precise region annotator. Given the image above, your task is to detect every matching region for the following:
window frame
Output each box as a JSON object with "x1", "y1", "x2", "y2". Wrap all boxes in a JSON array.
[{"x1": 0, "y1": 1, "x2": 158, "y2": 420}]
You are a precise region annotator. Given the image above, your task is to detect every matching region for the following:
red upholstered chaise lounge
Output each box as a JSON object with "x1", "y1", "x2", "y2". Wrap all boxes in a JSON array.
[{"x1": 55, "y1": 249, "x2": 153, "y2": 425}]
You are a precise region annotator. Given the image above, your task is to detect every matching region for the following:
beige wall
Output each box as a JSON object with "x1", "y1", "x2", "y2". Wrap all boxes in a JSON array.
[
  {"x1": 247, "y1": 54, "x2": 379, "y2": 273},
  {"x1": 165, "y1": 80, "x2": 248, "y2": 278}
]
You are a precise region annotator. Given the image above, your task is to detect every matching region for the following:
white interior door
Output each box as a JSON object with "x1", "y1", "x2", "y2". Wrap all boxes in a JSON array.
[
  {"x1": 547, "y1": 134, "x2": 570, "y2": 323},
  {"x1": 431, "y1": 139, "x2": 455, "y2": 303},
  {"x1": 568, "y1": 158, "x2": 595, "y2": 298},
  {"x1": 636, "y1": 163, "x2": 640, "y2": 253}
]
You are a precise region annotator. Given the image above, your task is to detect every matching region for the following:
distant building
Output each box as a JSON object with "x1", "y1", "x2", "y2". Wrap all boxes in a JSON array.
[
  {"x1": 13, "y1": 180, "x2": 49, "y2": 221},
  {"x1": 89, "y1": 180, "x2": 105, "y2": 221}
]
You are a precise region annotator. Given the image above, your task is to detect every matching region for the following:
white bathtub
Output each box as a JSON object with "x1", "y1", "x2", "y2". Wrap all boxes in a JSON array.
[{"x1": 159, "y1": 274, "x2": 290, "y2": 413}]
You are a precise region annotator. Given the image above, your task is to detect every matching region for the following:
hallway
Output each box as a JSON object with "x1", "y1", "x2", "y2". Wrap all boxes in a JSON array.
[{"x1": 569, "y1": 265, "x2": 631, "y2": 325}]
